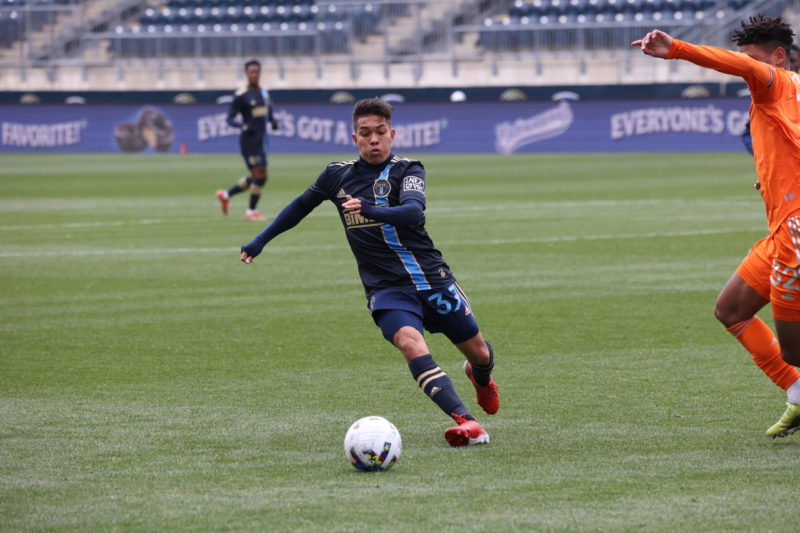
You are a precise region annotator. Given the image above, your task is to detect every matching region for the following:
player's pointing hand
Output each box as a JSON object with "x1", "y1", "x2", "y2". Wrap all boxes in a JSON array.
[{"x1": 631, "y1": 30, "x2": 673, "y2": 59}]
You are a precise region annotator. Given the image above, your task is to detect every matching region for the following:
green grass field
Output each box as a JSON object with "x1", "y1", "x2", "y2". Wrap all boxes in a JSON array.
[{"x1": 2, "y1": 151, "x2": 798, "y2": 532}]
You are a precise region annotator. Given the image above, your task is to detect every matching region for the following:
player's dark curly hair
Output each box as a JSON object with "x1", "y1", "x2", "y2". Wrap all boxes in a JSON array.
[
  {"x1": 731, "y1": 13, "x2": 795, "y2": 54},
  {"x1": 244, "y1": 59, "x2": 261, "y2": 71},
  {"x1": 352, "y1": 98, "x2": 393, "y2": 131}
]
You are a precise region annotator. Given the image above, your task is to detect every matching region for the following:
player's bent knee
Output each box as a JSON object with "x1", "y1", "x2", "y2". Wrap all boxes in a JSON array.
[
  {"x1": 236, "y1": 176, "x2": 250, "y2": 189},
  {"x1": 392, "y1": 327, "x2": 428, "y2": 358},
  {"x1": 252, "y1": 166, "x2": 267, "y2": 180},
  {"x1": 713, "y1": 302, "x2": 735, "y2": 327},
  {"x1": 713, "y1": 299, "x2": 754, "y2": 328}
]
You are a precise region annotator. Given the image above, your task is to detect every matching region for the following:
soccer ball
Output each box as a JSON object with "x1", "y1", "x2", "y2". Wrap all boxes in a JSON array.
[{"x1": 344, "y1": 416, "x2": 402, "y2": 472}]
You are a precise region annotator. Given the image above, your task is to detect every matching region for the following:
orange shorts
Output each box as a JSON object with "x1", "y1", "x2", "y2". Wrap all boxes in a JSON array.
[{"x1": 737, "y1": 216, "x2": 800, "y2": 321}]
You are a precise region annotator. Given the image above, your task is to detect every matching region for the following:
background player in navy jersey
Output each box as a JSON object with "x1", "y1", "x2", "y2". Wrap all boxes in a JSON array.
[
  {"x1": 240, "y1": 98, "x2": 500, "y2": 447},
  {"x1": 216, "y1": 59, "x2": 279, "y2": 221}
]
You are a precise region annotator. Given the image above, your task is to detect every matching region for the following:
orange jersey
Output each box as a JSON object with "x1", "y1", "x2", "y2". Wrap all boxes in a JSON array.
[{"x1": 669, "y1": 39, "x2": 800, "y2": 234}]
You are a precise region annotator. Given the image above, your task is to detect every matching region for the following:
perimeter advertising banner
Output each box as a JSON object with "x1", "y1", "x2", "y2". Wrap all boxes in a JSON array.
[{"x1": 0, "y1": 99, "x2": 751, "y2": 154}]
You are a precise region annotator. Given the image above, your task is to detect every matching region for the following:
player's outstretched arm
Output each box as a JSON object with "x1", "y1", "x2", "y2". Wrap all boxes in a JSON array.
[
  {"x1": 240, "y1": 189, "x2": 324, "y2": 264},
  {"x1": 631, "y1": 30, "x2": 673, "y2": 58},
  {"x1": 632, "y1": 30, "x2": 772, "y2": 86}
]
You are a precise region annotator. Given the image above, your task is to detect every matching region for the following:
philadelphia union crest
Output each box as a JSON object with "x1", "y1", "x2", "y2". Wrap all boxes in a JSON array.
[{"x1": 373, "y1": 179, "x2": 391, "y2": 199}]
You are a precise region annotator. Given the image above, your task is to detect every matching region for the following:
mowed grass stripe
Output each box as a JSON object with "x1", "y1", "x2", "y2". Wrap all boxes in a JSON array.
[{"x1": 0, "y1": 228, "x2": 765, "y2": 257}]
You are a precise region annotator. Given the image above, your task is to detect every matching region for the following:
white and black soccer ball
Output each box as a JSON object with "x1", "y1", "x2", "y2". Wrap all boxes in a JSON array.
[{"x1": 344, "y1": 416, "x2": 402, "y2": 472}]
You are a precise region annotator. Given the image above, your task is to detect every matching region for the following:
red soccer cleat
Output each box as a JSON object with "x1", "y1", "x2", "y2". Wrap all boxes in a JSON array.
[
  {"x1": 444, "y1": 413, "x2": 489, "y2": 447},
  {"x1": 464, "y1": 361, "x2": 500, "y2": 415},
  {"x1": 244, "y1": 211, "x2": 266, "y2": 221},
  {"x1": 215, "y1": 189, "x2": 230, "y2": 215}
]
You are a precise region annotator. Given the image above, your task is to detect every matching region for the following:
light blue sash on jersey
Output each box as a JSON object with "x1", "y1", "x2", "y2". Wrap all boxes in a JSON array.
[{"x1": 374, "y1": 162, "x2": 431, "y2": 290}]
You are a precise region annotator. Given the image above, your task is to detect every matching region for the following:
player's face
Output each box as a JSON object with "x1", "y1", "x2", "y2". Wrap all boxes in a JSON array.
[
  {"x1": 739, "y1": 44, "x2": 785, "y2": 68},
  {"x1": 353, "y1": 115, "x2": 395, "y2": 164},
  {"x1": 246, "y1": 65, "x2": 261, "y2": 87}
]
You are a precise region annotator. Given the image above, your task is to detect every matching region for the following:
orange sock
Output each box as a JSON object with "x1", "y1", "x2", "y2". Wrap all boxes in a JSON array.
[{"x1": 727, "y1": 317, "x2": 800, "y2": 390}]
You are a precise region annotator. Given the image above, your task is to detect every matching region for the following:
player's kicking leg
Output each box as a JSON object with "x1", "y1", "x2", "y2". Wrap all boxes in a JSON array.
[{"x1": 374, "y1": 309, "x2": 488, "y2": 447}]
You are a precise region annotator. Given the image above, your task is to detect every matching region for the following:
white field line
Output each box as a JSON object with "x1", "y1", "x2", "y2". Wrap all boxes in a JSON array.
[
  {"x1": 0, "y1": 228, "x2": 762, "y2": 258},
  {"x1": 474, "y1": 228, "x2": 753, "y2": 245},
  {"x1": 0, "y1": 219, "x2": 167, "y2": 231}
]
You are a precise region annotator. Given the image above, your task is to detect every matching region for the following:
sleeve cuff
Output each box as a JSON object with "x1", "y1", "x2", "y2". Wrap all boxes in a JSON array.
[{"x1": 667, "y1": 39, "x2": 683, "y2": 60}]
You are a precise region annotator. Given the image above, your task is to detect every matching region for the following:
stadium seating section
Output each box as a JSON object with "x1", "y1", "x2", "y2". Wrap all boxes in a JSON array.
[
  {"x1": 0, "y1": 0, "x2": 64, "y2": 49},
  {"x1": 0, "y1": 0, "x2": 761, "y2": 57},
  {"x1": 479, "y1": 0, "x2": 755, "y2": 50},
  {"x1": 110, "y1": 1, "x2": 403, "y2": 58}
]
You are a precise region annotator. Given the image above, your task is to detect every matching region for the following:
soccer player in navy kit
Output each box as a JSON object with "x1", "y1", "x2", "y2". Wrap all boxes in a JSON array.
[
  {"x1": 216, "y1": 59, "x2": 279, "y2": 221},
  {"x1": 240, "y1": 98, "x2": 500, "y2": 447}
]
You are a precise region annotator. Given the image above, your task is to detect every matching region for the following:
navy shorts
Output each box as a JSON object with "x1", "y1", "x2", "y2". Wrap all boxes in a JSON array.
[
  {"x1": 241, "y1": 148, "x2": 267, "y2": 170},
  {"x1": 369, "y1": 283, "x2": 480, "y2": 345},
  {"x1": 240, "y1": 137, "x2": 267, "y2": 169}
]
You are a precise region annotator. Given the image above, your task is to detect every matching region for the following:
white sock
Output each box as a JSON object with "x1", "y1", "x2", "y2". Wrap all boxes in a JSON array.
[{"x1": 787, "y1": 378, "x2": 800, "y2": 405}]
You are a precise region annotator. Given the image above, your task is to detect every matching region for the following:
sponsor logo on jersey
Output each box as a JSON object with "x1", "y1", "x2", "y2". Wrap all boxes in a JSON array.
[{"x1": 343, "y1": 211, "x2": 380, "y2": 229}]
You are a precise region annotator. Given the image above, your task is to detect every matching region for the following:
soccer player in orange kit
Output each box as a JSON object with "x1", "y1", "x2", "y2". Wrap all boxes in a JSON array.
[{"x1": 633, "y1": 14, "x2": 800, "y2": 438}]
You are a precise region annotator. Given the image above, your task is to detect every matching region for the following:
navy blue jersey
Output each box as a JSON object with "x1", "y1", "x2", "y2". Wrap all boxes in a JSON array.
[
  {"x1": 226, "y1": 86, "x2": 273, "y2": 151},
  {"x1": 307, "y1": 154, "x2": 456, "y2": 295}
]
